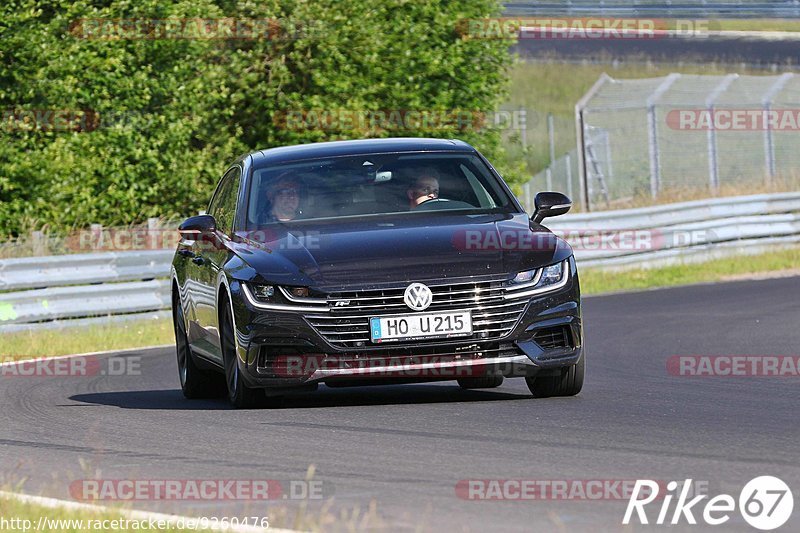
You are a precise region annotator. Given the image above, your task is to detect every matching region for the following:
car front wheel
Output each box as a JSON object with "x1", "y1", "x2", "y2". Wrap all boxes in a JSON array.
[
  {"x1": 525, "y1": 354, "x2": 585, "y2": 398},
  {"x1": 220, "y1": 300, "x2": 264, "y2": 408}
]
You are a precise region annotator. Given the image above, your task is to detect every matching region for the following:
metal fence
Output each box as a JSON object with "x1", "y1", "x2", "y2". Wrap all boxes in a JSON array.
[
  {"x1": 522, "y1": 125, "x2": 612, "y2": 210},
  {"x1": 533, "y1": 73, "x2": 800, "y2": 211}
]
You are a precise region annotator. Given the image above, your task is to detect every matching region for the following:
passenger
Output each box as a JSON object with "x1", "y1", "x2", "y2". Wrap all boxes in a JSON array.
[{"x1": 407, "y1": 170, "x2": 440, "y2": 209}]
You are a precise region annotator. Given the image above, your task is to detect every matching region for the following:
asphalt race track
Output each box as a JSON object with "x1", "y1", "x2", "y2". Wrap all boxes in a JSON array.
[
  {"x1": 1, "y1": 277, "x2": 798, "y2": 532},
  {"x1": 514, "y1": 36, "x2": 800, "y2": 66}
]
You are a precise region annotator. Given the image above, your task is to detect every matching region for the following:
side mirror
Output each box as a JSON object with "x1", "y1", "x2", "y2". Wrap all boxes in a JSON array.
[
  {"x1": 178, "y1": 214, "x2": 216, "y2": 237},
  {"x1": 532, "y1": 192, "x2": 572, "y2": 224}
]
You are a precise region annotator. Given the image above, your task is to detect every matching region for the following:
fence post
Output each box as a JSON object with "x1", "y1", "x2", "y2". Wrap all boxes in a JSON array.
[
  {"x1": 575, "y1": 73, "x2": 612, "y2": 212},
  {"x1": 761, "y1": 73, "x2": 794, "y2": 183},
  {"x1": 31, "y1": 231, "x2": 45, "y2": 256},
  {"x1": 147, "y1": 217, "x2": 159, "y2": 250},
  {"x1": 565, "y1": 153, "x2": 574, "y2": 201},
  {"x1": 705, "y1": 74, "x2": 738, "y2": 192},
  {"x1": 90, "y1": 223, "x2": 103, "y2": 251},
  {"x1": 547, "y1": 113, "x2": 555, "y2": 190},
  {"x1": 522, "y1": 181, "x2": 533, "y2": 215},
  {"x1": 646, "y1": 73, "x2": 681, "y2": 199}
]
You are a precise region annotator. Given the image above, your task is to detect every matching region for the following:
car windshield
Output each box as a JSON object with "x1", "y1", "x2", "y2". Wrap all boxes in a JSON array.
[{"x1": 245, "y1": 152, "x2": 513, "y2": 228}]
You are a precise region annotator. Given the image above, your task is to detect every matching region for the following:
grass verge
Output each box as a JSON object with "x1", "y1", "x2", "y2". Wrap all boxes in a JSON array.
[
  {"x1": 0, "y1": 318, "x2": 174, "y2": 360},
  {"x1": 580, "y1": 246, "x2": 800, "y2": 295},
  {"x1": 711, "y1": 19, "x2": 800, "y2": 33},
  {"x1": 0, "y1": 481, "x2": 382, "y2": 531}
]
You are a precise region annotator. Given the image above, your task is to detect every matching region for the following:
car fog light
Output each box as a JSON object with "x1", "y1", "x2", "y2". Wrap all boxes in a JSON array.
[{"x1": 290, "y1": 287, "x2": 309, "y2": 298}]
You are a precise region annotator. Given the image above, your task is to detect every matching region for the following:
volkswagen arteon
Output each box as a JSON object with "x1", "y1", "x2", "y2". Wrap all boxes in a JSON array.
[{"x1": 171, "y1": 138, "x2": 583, "y2": 407}]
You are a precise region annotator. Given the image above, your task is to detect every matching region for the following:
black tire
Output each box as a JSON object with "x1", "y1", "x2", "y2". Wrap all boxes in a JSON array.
[
  {"x1": 457, "y1": 376, "x2": 504, "y2": 389},
  {"x1": 220, "y1": 300, "x2": 264, "y2": 409},
  {"x1": 173, "y1": 294, "x2": 223, "y2": 399},
  {"x1": 525, "y1": 354, "x2": 585, "y2": 398}
]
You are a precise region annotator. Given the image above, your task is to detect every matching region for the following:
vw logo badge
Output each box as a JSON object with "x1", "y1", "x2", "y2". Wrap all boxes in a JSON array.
[{"x1": 404, "y1": 283, "x2": 433, "y2": 311}]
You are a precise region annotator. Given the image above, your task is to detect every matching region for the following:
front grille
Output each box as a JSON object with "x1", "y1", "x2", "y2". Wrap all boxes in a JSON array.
[
  {"x1": 532, "y1": 325, "x2": 573, "y2": 350},
  {"x1": 304, "y1": 278, "x2": 530, "y2": 349}
]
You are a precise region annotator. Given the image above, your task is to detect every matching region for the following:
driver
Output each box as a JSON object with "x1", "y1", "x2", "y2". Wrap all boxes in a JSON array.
[
  {"x1": 407, "y1": 170, "x2": 440, "y2": 209},
  {"x1": 266, "y1": 172, "x2": 303, "y2": 221}
]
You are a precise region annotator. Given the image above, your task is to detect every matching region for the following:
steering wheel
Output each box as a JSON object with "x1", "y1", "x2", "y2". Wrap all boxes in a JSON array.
[
  {"x1": 418, "y1": 197, "x2": 450, "y2": 206},
  {"x1": 415, "y1": 198, "x2": 475, "y2": 211}
]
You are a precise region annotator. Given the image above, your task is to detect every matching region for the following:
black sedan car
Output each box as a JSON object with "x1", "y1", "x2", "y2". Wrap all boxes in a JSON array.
[{"x1": 171, "y1": 138, "x2": 583, "y2": 407}]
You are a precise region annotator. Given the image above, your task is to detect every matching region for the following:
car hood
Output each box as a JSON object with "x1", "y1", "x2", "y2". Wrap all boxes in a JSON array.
[{"x1": 231, "y1": 213, "x2": 570, "y2": 291}]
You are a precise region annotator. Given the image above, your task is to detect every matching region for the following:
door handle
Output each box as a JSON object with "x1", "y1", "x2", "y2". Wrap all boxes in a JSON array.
[
  {"x1": 177, "y1": 249, "x2": 195, "y2": 258},
  {"x1": 191, "y1": 256, "x2": 205, "y2": 265}
]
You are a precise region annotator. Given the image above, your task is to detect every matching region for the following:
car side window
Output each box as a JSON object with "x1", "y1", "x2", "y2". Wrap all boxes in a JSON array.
[{"x1": 209, "y1": 167, "x2": 241, "y2": 236}]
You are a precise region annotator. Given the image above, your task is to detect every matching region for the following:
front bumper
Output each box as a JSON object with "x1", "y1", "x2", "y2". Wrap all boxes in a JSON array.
[{"x1": 229, "y1": 263, "x2": 583, "y2": 389}]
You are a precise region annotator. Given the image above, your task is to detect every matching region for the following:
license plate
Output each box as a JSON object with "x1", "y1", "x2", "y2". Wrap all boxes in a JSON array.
[{"x1": 370, "y1": 311, "x2": 472, "y2": 343}]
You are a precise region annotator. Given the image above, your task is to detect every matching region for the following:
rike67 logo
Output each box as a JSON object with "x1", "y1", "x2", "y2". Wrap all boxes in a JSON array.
[{"x1": 623, "y1": 477, "x2": 794, "y2": 530}]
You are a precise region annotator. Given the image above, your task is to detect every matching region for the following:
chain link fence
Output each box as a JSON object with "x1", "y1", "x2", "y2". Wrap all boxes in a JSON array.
[{"x1": 524, "y1": 73, "x2": 800, "y2": 212}]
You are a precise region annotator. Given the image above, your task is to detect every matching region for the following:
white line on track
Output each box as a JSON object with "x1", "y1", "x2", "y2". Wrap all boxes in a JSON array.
[{"x1": 0, "y1": 345, "x2": 174, "y2": 367}]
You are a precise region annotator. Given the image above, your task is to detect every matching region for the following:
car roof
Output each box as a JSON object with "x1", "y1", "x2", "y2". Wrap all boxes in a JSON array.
[{"x1": 250, "y1": 138, "x2": 477, "y2": 166}]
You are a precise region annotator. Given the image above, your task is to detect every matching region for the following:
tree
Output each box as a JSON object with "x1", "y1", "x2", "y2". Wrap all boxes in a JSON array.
[{"x1": 0, "y1": 0, "x2": 514, "y2": 235}]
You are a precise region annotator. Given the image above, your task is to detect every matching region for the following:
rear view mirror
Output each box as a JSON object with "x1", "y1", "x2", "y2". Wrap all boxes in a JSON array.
[
  {"x1": 178, "y1": 215, "x2": 216, "y2": 237},
  {"x1": 375, "y1": 171, "x2": 393, "y2": 183},
  {"x1": 532, "y1": 192, "x2": 572, "y2": 224}
]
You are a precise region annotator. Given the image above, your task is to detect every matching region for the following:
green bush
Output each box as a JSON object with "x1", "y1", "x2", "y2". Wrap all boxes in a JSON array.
[{"x1": 0, "y1": 0, "x2": 514, "y2": 236}]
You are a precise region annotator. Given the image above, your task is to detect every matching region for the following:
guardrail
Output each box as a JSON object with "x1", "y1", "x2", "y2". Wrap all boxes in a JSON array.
[
  {"x1": 0, "y1": 250, "x2": 174, "y2": 291},
  {"x1": 0, "y1": 252, "x2": 175, "y2": 333},
  {"x1": 1, "y1": 192, "x2": 798, "y2": 331},
  {"x1": 545, "y1": 192, "x2": 800, "y2": 268}
]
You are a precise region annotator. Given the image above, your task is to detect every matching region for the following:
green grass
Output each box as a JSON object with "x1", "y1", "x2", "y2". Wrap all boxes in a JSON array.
[
  {"x1": 712, "y1": 19, "x2": 800, "y2": 32},
  {"x1": 580, "y1": 246, "x2": 800, "y2": 295},
  {"x1": 0, "y1": 317, "x2": 174, "y2": 360},
  {"x1": 0, "y1": 482, "x2": 382, "y2": 532}
]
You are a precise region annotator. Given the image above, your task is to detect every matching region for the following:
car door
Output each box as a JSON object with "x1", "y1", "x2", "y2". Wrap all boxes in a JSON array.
[{"x1": 190, "y1": 166, "x2": 242, "y2": 363}]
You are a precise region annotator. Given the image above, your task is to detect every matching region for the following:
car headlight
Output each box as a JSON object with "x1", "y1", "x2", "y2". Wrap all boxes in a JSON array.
[
  {"x1": 248, "y1": 284, "x2": 322, "y2": 303},
  {"x1": 538, "y1": 262, "x2": 565, "y2": 287},
  {"x1": 505, "y1": 260, "x2": 569, "y2": 299},
  {"x1": 242, "y1": 283, "x2": 328, "y2": 311},
  {"x1": 251, "y1": 284, "x2": 276, "y2": 301}
]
